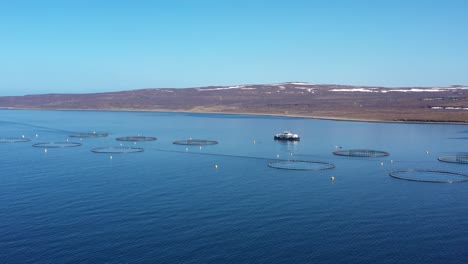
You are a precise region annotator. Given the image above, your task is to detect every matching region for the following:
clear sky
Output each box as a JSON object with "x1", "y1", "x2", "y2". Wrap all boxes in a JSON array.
[{"x1": 1, "y1": 0, "x2": 467, "y2": 95}]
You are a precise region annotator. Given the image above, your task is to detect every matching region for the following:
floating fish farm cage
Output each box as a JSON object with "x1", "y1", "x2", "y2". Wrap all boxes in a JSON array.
[
  {"x1": 69, "y1": 132, "x2": 109, "y2": 138},
  {"x1": 116, "y1": 136, "x2": 157, "y2": 142},
  {"x1": 389, "y1": 169, "x2": 468, "y2": 183},
  {"x1": 173, "y1": 139, "x2": 219, "y2": 146},
  {"x1": 268, "y1": 160, "x2": 335, "y2": 171},
  {"x1": 0, "y1": 137, "x2": 31, "y2": 143},
  {"x1": 437, "y1": 155, "x2": 468, "y2": 164},
  {"x1": 33, "y1": 142, "x2": 82, "y2": 148},
  {"x1": 333, "y1": 149, "x2": 390, "y2": 157},
  {"x1": 91, "y1": 147, "x2": 144, "y2": 154}
]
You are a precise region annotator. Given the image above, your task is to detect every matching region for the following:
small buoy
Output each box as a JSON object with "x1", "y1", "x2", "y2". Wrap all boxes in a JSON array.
[
  {"x1": 331, "y1": 176, "x2": 335, "y2": 181},
  {"x1": 110, "y1": 156, "x2": 113, "y2": 160},
  {"x1": 199, "y1": 146, "x2": 202, "y2": 150},
  {"x1": 134, "y1": 142, "x2": 136, "y2": 145},
  {"x1": 214, "y1": 164, "x2": 218, "y2": 169},
  {"x1": 120, "y1": 143, "x2": 123, "y2": 146},
  {"x1": 186, "y1": 148, "x2": 188, "y2": 151},
  {"x1": 22, "y1": 135, "x2": 25, "y2": 138},
  {"x1": 425, "y1": 150, "x2": 430, "y2": 154},
  {"x1": 276, "y1": 154, "x2": 280, "y2": 158},
  {"x1": 290, "y1": 153, "x2": 293, "y2": 156},
  {"x1": 66, "y1": 138, "x2": 69, "y2": 142},
  {"x1": 253, "y1": 140, "x2": 256, "y2": 144},
  {"x1": 380, "y1": 162, "x2": 384, "y2": 166},
  {"x1": 44, "y1": 148, "x2": 48, "y2": 153},
  {"x1": 35, "y1": 134, "x2": 39, "y2": 138}
]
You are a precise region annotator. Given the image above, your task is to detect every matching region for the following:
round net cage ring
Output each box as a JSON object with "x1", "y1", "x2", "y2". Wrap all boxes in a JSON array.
[
  {"x1": 268, "y1": 160, "x2": 336, "y2": 171},
  {"x1": 69, "y1": 132, "x2": 109, "y2": 138},
  {"x1": 333, "y1": 149, "x2": 390, "y2": 157},
  {"x1": 32, "y1": 142, "x2": 82, "y2": 148},
  {"x1": 173, "y1": 139, "x2": 219, "y2": 146},
  {"x1": 438, "y1": 155, "x2": 468, "y2": 164},
  {"x1": 389, "y1": 170, "x2": 468, "y2": 183},
  {"x1": 91, "y1": 147, "x2": 145, "y2": 154},
  {"x1": 116, "y1": 136, "x2": 157, "y2": 142},
  {"x1": 0, "y1": 137, "x2": 32, "y2": 143}
]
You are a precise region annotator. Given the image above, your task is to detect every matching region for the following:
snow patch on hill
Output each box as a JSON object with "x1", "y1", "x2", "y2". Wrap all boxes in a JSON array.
[{"x1": 196, "y1": 86, "x2": 257, "y2": 91}]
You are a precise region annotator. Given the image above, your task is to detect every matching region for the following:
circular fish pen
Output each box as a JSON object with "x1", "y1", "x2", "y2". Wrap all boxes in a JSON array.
[
  {"x1": 268, "y1": 160, "x2": 335, "y2": 171},
  {"x1": 173, "y1": 139, "x2": 219, "y2": 146},
  {"x1": 32, "y1": 142, "x2": 82, "y2": 148},
  {"x1": 333, "y1": 149, "x2": 389, "y2": 157},
  {"x1": 91, "y1": 147, "x2": 144, "y2": 154},
  {"x1": 116, "y1": 136, "x2": 157, "y2": 142},
  {"x1": 69, "y1": 132, "x2": 109, "y2": 138},
  {"x1": 389, "y1": 170, "x2": 468, "y2": 183},
  {"x1": 438, "y1": 155, "x2": 468, "y2": 164},
  {"x1": 0, "y1": 137, "x2": 31, "y2": 143}
]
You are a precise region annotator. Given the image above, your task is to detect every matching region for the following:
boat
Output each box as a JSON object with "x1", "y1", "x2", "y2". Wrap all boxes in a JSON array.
[{"x1": 274, "y1": 131, "x2": 300, "y2": 141}]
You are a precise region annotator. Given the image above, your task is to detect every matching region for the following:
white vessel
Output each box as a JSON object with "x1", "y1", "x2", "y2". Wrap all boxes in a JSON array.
[{"x1": 274, "y1": 131, "x2": 300, "y2": 141}]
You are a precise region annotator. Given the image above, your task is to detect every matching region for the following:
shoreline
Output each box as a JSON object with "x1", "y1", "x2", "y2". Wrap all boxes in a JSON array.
[{"x1": 2, "y1": 107, "x2": 467, "y2": 125}]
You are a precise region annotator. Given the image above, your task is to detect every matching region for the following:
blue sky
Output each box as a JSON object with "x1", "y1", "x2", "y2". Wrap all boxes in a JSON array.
[{"x1": 1, "y1": 0, "x2": 467, "y2": 95}]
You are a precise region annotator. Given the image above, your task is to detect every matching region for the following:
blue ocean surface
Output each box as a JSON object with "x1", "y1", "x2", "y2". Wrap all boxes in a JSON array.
[{"x1": 0, "y1": 109, "x2": 467, "y2": 263}]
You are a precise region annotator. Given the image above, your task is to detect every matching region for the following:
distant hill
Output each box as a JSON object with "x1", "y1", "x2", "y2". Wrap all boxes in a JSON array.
[{"x1": 1, "y1": 82, "x2": 468, "y2": 123}]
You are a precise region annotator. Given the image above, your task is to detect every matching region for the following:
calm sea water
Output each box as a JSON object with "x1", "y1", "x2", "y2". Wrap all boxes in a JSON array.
[{"x1": 1, "y1": 109, "x2": 467, "y2": 263}]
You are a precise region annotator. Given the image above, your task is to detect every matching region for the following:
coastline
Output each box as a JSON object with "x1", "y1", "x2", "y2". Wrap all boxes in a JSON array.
[{"x1": 2, "y1": 106, "x2": 467, "y2": 125}]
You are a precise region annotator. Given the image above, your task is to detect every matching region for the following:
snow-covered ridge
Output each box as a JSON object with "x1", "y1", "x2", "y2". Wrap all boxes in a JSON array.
[
  {"x1": 294, "y1": 87, "x2": 315, "y2": 93},
  {"x1": 196, "y1": 85, "x2": 257, "y2": 91},
  {"x1": 330, "y1": 86, "x2": 468, "y2": 93},
  {"x1": 270, "y1": 82, "x2": 315, "y2": 86},
  {"x1": 330, "y1": 88, "x2": 379, "y2": 93},
  {"x1": 289, "y1": 82, "x2": 315, "y2": 85},
  {"x1": 193, "y1": 84, "x2": 468, "y2": 93},
  {"x1": 431, "y1": 106, "x2": 468, "y2": 110}
]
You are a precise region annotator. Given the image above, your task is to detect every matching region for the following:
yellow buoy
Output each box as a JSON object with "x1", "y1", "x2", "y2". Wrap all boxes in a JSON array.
[
  {"x1": 331, "y1": 176, "x2": 335, "y2": 181},
  {"x1": 214, "y1": 164, "x2": 218, "y2": 169}
]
